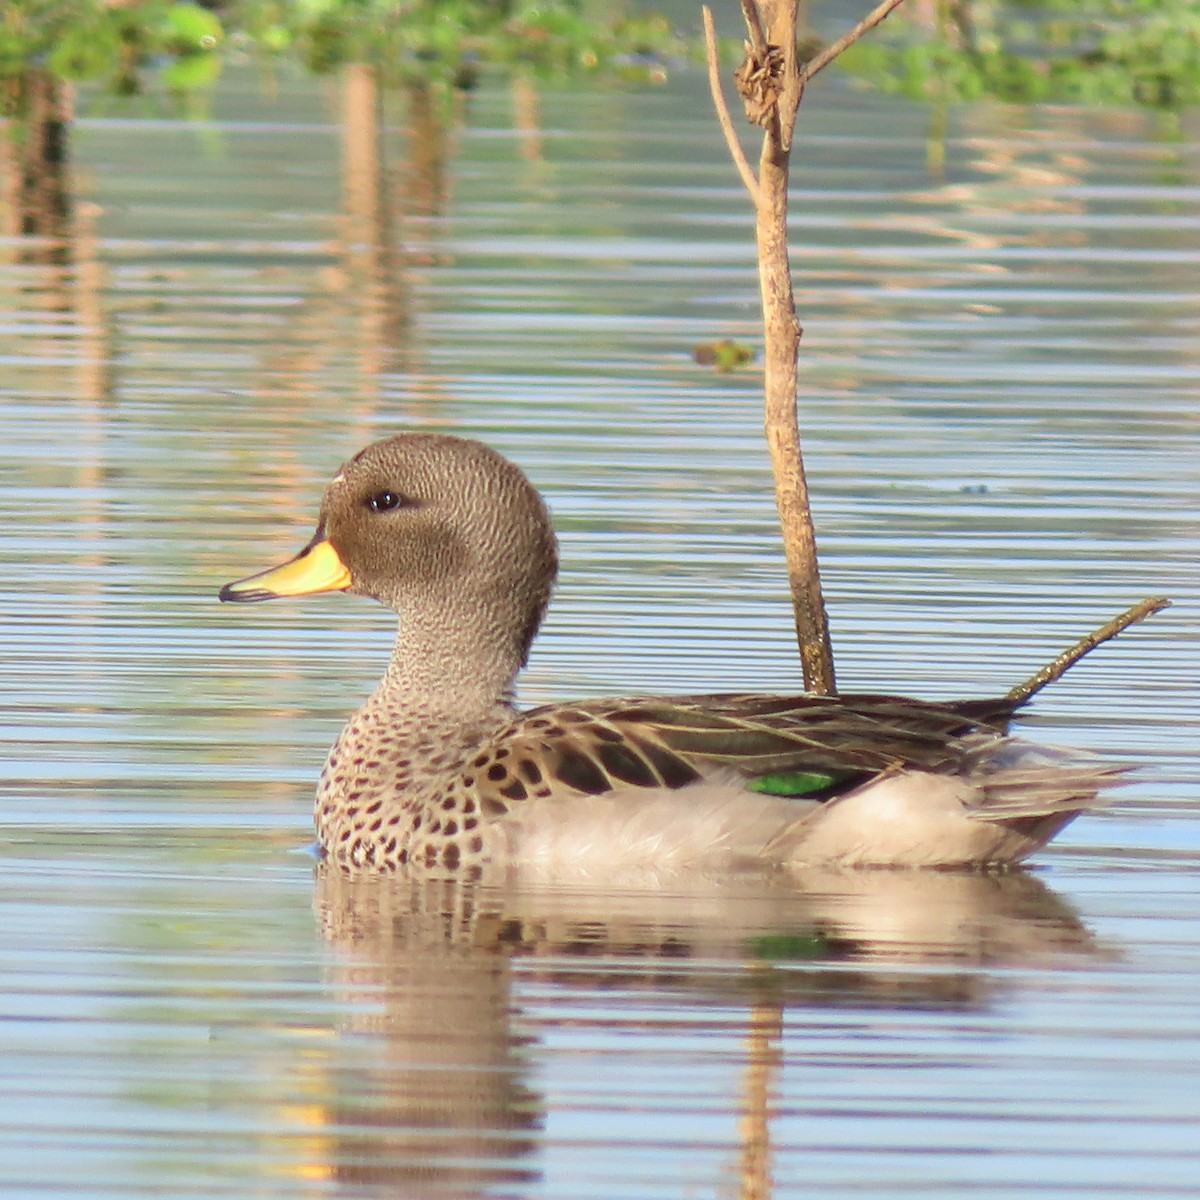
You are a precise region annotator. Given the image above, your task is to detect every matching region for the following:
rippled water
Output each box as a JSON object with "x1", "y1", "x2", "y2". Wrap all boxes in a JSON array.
[{"x1": 1, "y1": 37, "x2": 1198, "y2": 1200}]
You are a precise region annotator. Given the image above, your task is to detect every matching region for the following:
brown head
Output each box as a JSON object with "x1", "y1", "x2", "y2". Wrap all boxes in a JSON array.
[{"x1": 220, "y1": 433, "x2": 559, "y2": 669}]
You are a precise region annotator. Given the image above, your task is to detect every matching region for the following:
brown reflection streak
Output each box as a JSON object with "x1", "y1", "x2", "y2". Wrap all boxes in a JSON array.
[
  {"x1": 393, "y1": 80, "x2": 463, "y2": 418},
  {"x1": 255, "y1": 66, "x2": 526, "y2": 429},
  {"x1": 257, "y1": 64, "x2": 442, "y2": 433},
  {"x1": 403, "y1": 81, "x2": 456, "y2": 223},
  {"x1": 341, "y1": 69, "x2": 474, "y2": 424},
  {"x1": 3, "y1": 70, "x2": 71, "y2": 252},
  {"x1": 346, "y1": 65, "x2": 469, "y2": 428},
  {"x1": 342, "y1": 64, "x2": 391, "y2": 398},
  {"x1": 4, "y1": 72, "x2": 114, "y2": 713},
  {"x1": 512, "y1": 74, "x2": 544, "y2": 166},
  {"x1": 73, "y1": 199, "x2": 112, "y2": 415},
  {"x1": 70, "y1": 190, "x2": 111, "y2": 699},
  {"x1": 738, "y1": 991, "x2": 782, "y2": 1200}
]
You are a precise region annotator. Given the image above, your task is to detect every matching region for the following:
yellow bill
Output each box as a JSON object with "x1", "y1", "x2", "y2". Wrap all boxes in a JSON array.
[{"x1": 219, "y1": 538, "x2": 351, "y2": 603}]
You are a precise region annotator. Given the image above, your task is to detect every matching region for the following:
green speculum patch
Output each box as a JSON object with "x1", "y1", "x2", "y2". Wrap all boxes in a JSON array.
[{"x1": 746, "y1": 770, "x2": 848, "y2": 798}]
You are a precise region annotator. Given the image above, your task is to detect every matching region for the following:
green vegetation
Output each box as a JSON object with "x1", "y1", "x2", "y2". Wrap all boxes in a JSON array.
[
  {"x1": 840, "y1": 0, "x2": 1200, "y2": 109},
  {"x1": 1, "y1": 1, "x2": 693, "y2": 109},
  {"x1": 4, "y1": 1, "x2": 1200, "y2": 111},
  {"x1": 233, "y1": 1, "x2": 692, "y2": 85},
  {"x1": 2, "y1": 1, "x2": 224, "y2": 99}
]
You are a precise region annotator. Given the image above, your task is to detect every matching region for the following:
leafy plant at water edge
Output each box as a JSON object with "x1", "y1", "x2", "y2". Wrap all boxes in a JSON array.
[
  {"x1": 1, "y1": 1, "x2": 223, "y2": 104},
  {"x1": 228, "y1": 1, "x2": 696, "y2": 90},
  {"x1": 2, "y1": 1, "x2": 694, "y2": 105},
  {"x1": 838, "y1": 0, "x2": 1200, "y2": 109},
  {"x1": 8, "y1": 0, "x2": 1199, "y2": 110}
]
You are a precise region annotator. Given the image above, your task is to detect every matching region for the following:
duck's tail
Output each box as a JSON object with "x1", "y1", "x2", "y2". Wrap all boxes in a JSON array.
[
  {"x1": 772, "y1": 735, "x2": 1129, "y2": 869},
  {"x1": 962, "y1": 735, "x2": 1130, "y2": 824}
]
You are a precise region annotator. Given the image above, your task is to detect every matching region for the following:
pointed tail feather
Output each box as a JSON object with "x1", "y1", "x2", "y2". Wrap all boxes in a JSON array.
[{"x1": 962, "y1": 736, "x2": 1131, "y2": 822}]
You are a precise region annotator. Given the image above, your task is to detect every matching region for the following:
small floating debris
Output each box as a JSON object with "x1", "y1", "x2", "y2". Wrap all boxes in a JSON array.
[{"x1": 693, "y1": 338, "x2": 756, "y2": 372}]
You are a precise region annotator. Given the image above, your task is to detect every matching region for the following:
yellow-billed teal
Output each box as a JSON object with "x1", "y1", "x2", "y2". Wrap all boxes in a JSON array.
[{"x1": 220, "y1": 433, "x2": 1122, "y2": 874}]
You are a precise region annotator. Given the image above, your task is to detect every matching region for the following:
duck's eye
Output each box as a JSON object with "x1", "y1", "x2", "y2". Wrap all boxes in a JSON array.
[{"x1": 366, "y1": 490, "x2": 405, "y2": 513}]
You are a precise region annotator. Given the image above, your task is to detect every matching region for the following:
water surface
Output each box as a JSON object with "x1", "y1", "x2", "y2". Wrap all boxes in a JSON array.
[{"x1": 1, "y1": 48, "x2": 1198, "y2": 1200}]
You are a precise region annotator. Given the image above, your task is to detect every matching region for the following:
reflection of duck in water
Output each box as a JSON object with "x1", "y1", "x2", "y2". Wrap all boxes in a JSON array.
[
  {"x1": 309, "y1": 866, "x2": 1104, "y2": 1191},
  {"x1": 317, "y1": 863, "x2": 1104, "y2": 976},
  {"x1": 310, "y1": 868, "x2": 540, "y2": 1197},
  {"x1": 221, "y1": 434, "x2": 1124, "y2": 874}
]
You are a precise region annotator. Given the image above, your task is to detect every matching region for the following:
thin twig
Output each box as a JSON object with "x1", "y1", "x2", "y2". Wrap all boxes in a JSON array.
[
  {"x1": 702, "y1": 6, "x2": 760, "y2": 204},
  {"x1": 804, "y1": 0, "x2": 908, "y2": 82},
  {"x1": 1005, "y1": 596, "x2": 1171, "y2": 705},
  {"x1": 740, "y1": 0, "x2": 768, "y2": 53}
]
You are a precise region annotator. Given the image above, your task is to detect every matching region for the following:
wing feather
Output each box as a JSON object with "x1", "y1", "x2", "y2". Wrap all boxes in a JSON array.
[{"x1": 467, "y1": 691, "x2": 1016, "y2": 813}]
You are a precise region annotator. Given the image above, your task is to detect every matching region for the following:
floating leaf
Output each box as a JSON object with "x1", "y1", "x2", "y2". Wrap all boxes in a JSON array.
[{"x1": 693, "y1": 339, "x2": 756, "y2": 372}]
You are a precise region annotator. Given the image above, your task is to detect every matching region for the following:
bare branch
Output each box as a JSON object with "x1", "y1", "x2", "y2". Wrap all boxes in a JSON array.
[
  {"x1": 740, "y1": 0, "x2": 768, "y2": 52},
  {"x1": 804, "y1": 0, "x2": 908, "y2": 83},
  {"x1": 772, "y1": 0, "x2": 804, "y2": 154},
  {"x1": 702, "y1": 6, "x2": 760, "y2": 204},
  {"x1": 1006, "y1": 596, "x2": 1172, "y2": 706}
]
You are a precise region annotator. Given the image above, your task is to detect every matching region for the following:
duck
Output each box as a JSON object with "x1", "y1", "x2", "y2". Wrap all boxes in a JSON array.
[{"x1": 219, "y1": 433, "x2": 1123, "y2": 875}]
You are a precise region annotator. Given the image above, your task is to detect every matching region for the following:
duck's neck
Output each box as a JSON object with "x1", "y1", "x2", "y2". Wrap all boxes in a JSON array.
[{"x1": 374, "y1": 602, "x2": 526, "y2": 724}]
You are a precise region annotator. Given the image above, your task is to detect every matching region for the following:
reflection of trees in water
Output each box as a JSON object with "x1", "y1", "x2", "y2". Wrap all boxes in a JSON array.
[
  {"x1": 3, "y1": 68, "x2": 112, "y2": 629},
  {"x1": 3, "y1": 69, "x2": 71, "y2": 250},
  {"x1": 0, "y1": 54, "x2": 612, "y2": 449},
  {"x1": 259, "y1": 63, "x2": 482, "y2": 428},
  {"x1": 5, "y1": 70, "x2": 108, "y2": 408},
  {"x1": 1, "y1": 57, "x2": 507, "y2": 424},
  {"x1": 1, "y1": 55, "x2": 539, "y2": 505},
  {"x1": 311, "y1": 864, "x2": 1104, "y2": 1195},
  {"x1": 338, "y1": 64, "x2": 413, "y2": 409}
]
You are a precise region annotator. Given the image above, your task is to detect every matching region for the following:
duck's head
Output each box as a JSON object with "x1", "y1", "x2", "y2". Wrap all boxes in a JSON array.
[{"x1": 220, "y1": 434, "x2": 559, "y2": 666}]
